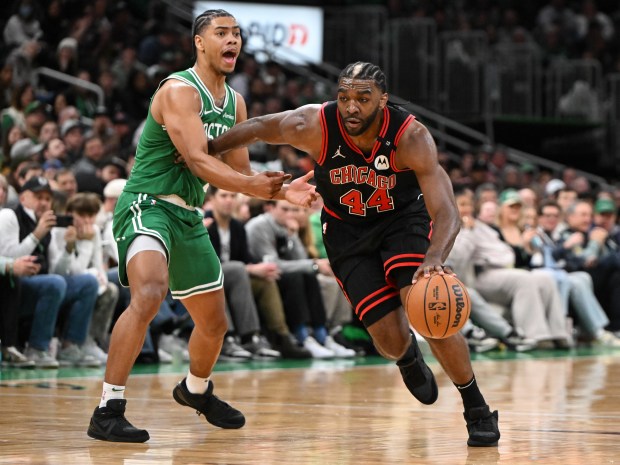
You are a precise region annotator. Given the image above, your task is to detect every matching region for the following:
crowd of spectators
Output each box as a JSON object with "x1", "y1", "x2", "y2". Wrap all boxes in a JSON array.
[
  {"x1": 1, "y1": 0, "x2": 620, "y2": 368},
  {"x1": 444, "y1": 154, "x2": 620, "y2": 351},
  {"x1": 0, "y1": 0, "x2": 353, "y2": 368},
  {"x1": 386, "y1": 0, "x2": 620, "y2": 75}
]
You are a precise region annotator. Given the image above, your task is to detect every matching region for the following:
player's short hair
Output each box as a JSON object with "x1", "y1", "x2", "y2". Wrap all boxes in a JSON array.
[
  {"x1": 193, "y1": 9, "x2": 234, "y2": 38},
  {"x1": 192, "y1": 9, "x2": 235, "y2": 57},
  {"x1": 338, "y1": 62, "x2": 387, "y2": 93}
]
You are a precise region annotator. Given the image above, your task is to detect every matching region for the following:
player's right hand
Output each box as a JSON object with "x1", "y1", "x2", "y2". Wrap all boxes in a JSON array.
[
  {"x1": 284, "y1": 170, "x2": 318, "y2": 207},
  {"x1": 247, "y1": 171, "x2": 292, "y2": 199}
]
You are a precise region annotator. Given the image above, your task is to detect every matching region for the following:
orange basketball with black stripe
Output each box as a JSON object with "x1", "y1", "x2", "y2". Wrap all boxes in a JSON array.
[{"x1": 405, "y1": 274, "x2": 470, "y2": 339}]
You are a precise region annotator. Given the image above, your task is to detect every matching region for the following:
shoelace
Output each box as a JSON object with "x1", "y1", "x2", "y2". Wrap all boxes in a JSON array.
[{"x1": 468, "y1": 412, "x2": 495, "y2": 431}]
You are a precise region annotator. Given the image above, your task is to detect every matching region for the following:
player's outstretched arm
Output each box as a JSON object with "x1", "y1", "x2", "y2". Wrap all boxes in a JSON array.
[
  {"x1": 209, "y1": 104, "x2": 323, "y2": 156},
  {"x1": 210, "y1": 104, "x2": 323, "y2": 206},
  {"x1": 396, "y1": 121, "x2": 461, "y2": 282},
  {"x1": 154, "y1": 81, "x2": 289, "y2": 199}
]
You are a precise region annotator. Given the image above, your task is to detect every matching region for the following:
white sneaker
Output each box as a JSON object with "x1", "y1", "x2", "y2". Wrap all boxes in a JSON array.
[
  {"x1": 1, "y1": 346, "x2": 35, "y2": 368},
  {"x1": 157, "y1": 348, "x2": 173, "y2": 363},
  {"x1": 57, "y1": 343, "x2": 101, "y2": 368},
  {"x1": 219, "y1": 336, "x2": 253, "y2": 362},
  {"x1": 463, "y1": 326, "x2": 500, "y2": 353},
  {"x1": 242, "y1": 334, "x2": 281, "y2": 360},
  {"x1": 323, "y1": 336, "x2": 356, "y2": 358},
  {"x1": 303, "y1": 336, "x2": 335, "y2": 359},
  {"x1": 24, "y1": 347, "x2": 59, "y2": 369},
  {"x1": 159, "y1": 334, "x2": 190, "y2": 362},
  {"x1": 594, "y1": 330, "x2": 620, "y2": 348},
  {"x1": 82, "y1": 338, "x2": 108, "y2": 363},
  {"x1": 48, "y1": 337, "x2": 59, "y2": 359}
]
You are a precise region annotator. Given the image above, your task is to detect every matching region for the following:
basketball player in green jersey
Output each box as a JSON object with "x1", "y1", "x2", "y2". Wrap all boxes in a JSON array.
[{"x1": 87, "y1": 10, "x2": 316, "y2": 443}]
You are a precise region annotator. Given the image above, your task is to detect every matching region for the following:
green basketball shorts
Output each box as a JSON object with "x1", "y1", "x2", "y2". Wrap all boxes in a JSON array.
[{"x1": 113, "y1": 192, "x2": 223, "y2": 299}]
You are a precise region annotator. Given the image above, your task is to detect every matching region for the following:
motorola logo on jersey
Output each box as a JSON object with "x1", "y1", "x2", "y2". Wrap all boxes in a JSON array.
[{"x1": 374, "y1": 155, "x2": 390, "y2": 170}]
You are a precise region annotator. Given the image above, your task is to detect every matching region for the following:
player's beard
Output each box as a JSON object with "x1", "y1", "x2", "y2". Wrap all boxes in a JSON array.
[{"x1": 343, "y1": 106, "x2": 380, "y2": 137}]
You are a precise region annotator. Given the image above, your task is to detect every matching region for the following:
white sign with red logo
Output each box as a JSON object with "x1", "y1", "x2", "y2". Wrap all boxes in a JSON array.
[{"x1": 194, "y1": 2, "x2": 323, "y2": 64}]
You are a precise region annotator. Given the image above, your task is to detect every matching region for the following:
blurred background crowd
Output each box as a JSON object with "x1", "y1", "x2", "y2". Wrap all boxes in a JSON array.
[{"x1": 1, "y1": 0, "x2": 620, "y2": 370}]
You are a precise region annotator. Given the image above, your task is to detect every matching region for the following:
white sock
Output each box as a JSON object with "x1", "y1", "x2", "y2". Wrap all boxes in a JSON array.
[
  {"x1": 186, "y1": 371, "x2": 210, "y2": 394},
  {"x1": 100, "y1": 382, "x2": 125, "y2": 408}
]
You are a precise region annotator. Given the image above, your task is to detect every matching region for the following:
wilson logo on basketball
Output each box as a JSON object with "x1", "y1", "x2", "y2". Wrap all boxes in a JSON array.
[{"x1": 451, "y1": 285, "x2": 465, "y2": 328}]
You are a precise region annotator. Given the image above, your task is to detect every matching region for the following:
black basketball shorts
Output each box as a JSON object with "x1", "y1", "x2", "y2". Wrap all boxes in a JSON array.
[{"x1": 321, "y1": 210, "x2": 432, "y2": 327}]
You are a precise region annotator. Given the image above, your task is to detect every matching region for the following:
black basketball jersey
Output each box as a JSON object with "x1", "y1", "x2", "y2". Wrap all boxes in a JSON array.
[{"x1": 314, "y1": 101, "x2": 429, "y2": 225}]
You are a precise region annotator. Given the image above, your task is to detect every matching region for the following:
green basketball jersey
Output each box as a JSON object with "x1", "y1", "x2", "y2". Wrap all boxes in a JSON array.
[{"x1": 124, "y1": 68, "x2": 237, "y2": 207}]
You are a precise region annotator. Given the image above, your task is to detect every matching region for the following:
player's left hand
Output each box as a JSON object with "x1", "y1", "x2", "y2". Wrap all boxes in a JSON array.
[
  {"x1": 412, "y1": 263, "x2": 455, "y2": 284},
  {"x1": 284, "y1": 170, "x2": 318, "y2": 207}
]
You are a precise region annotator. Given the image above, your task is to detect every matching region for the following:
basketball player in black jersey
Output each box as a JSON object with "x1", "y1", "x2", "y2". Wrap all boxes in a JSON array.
[{"x1": 210, "y1": 62, "x2": 500, "y2": 447}]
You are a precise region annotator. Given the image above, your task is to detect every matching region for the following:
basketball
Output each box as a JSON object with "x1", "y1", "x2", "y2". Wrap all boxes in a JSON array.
[{"x1": 405, "y1": 274, "x2": 471, "y2": 339}]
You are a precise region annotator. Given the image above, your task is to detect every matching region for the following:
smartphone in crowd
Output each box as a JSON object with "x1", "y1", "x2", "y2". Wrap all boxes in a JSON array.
[{"x1": 55, "y1": 215, "x2": 74, "y2": 227}]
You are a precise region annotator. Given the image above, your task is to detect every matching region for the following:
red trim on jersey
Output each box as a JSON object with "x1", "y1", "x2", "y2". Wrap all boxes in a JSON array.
[
  {"x1": 369, "y1": 107, "x2": 391, "y2": 162},
  {"x1": 357, "y1": 287, "x2": 400, "y2": 319},
  {"x1": 390, "y1": 114, "x2": 416, "y2": 173},
  {"x1": 323, "y1": 204, "x2": 342, "y2": 220},
  {"x1": 356, "y1": 286, "x2": 391, "y2": 312},
  {"x1": 335, "y1": 106, "x2": 393, "y2": 164},
  {"x1": 385, "y1": 261, "x2": 423, "y2": 276},
  {"x1": 318, "y1": 103, "x2": 329, "y2": 165},
  {"x1": 395, "y1": 114, "x2": 415, "y2": 146},
  {"x1": 384, "y1": 253, "x2": 425, "y2": 268},
  {"x1": 334, "y1": 276, "x2": 352, "y2": 305}
]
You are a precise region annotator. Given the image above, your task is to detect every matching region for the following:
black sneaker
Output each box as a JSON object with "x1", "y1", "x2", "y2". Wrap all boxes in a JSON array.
[
  {"x1": 172, "y1": 378, "x2": 245, "y2": 429},
  {"x1": 396, "y1": 335, "x2": 438, "y2": 405},
  {"x1": 87, "y1": 399, "x2": 150, "y2": 443},
  {"x1": 463, "y1": 405, "x2": 500, "y2": 447}
]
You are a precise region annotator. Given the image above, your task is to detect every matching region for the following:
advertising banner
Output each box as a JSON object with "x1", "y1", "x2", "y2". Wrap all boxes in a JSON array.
[{"x1": 194, "y1": 2, "x2": 324, "y2": 64}]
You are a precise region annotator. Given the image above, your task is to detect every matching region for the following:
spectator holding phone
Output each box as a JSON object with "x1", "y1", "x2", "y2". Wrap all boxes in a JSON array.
[
  {"x1": 0, "y1": 176, "x2": 100, "y2": 367},
  {"x1": 49, "y1": 192, "x2": 118, "y2": 363}
]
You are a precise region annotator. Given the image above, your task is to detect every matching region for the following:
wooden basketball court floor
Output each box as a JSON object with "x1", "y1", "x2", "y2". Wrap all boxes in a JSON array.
[{"x1": 1, "y1": 346, "x2": 619, "y2": 465}]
